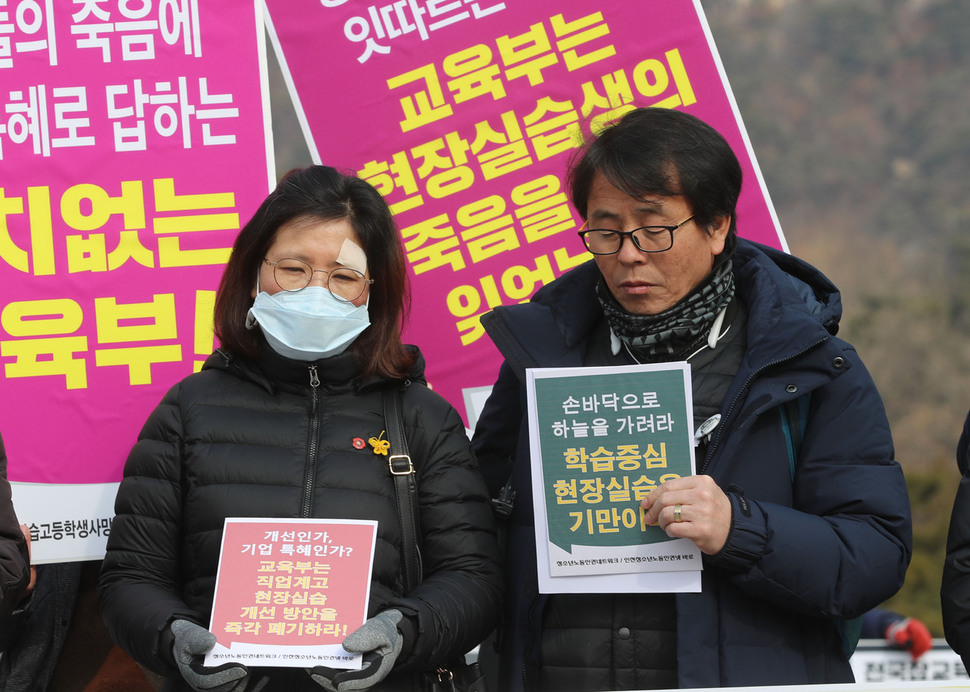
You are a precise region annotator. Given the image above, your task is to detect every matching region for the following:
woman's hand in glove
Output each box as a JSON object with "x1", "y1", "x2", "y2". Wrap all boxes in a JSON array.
[
  {"x1": 307, "y1": 609, "x2": 404, "y2": 691},
  {"x1": 170, "y1": 619, "x2": 268, "y2": 692}
]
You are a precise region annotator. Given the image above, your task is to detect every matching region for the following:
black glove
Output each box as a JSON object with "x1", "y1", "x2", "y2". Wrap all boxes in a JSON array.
[
  {"x1": 307, "y1": 609, "x2": 404, "y2": 691},
  {"x1": 170, "y1": 619, "x2": 268, "y2": 692}
]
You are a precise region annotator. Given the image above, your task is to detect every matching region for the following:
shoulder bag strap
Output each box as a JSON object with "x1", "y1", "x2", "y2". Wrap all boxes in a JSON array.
[{"x1": 383, "y1": 386, "x2": 423, "y2": 594}]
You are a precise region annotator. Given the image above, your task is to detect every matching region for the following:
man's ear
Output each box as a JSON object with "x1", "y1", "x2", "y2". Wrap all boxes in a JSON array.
[{"x1": 709, "y1": 214, "x2": 731, "y2": 255}]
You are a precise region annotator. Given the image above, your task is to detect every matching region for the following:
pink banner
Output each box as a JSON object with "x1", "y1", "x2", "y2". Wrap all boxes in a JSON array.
[
  {"x1": 267, "y1": 0, "x2": 786, "y2": 426},
  {"x1": 0, "y1": 0, "x2": 274, "y2": 485}
]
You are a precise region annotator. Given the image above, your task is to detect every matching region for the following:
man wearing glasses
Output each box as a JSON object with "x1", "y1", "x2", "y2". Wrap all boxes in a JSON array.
[{"x1": 472, "y1": 107, "x2": 911, "y2": 691}]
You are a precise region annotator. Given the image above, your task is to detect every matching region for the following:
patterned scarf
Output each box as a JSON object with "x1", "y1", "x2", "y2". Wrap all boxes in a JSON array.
[{"x1": 598, "y1": 257, "x2": 735, "y2": 361}]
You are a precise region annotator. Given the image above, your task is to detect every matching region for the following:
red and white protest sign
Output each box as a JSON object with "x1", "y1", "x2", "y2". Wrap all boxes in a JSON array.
[{"x1": 206, "y1": 518, "x2": 378, "y2": 669}]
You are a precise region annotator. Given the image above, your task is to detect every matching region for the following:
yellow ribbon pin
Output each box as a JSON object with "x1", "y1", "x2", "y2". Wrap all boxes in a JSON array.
[{"x1": 369, "y1": 431, "x2": 390, "y2": 456}]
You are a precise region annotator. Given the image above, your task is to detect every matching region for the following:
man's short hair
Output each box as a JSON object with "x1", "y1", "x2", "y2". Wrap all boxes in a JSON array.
[{"x1": 568, "y1": 107, "x2": 742, "y2": 236}]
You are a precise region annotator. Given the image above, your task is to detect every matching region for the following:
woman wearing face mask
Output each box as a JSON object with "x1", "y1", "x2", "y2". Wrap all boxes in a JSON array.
[{"x1": 98, "y1": 165, "x2": 502, "y2": 692}]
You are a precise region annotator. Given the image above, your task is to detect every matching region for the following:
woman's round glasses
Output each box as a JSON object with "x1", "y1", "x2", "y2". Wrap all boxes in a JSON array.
[
  {"x1": 263, "y1": 258, "x2": 374, "y2": 303},
  {"x1": 578, "y1": 216, "x2": 695, "y2": 255}
]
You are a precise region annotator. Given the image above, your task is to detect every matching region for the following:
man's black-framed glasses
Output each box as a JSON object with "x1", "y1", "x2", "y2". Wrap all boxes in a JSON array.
[
  {"x1": 263, "y1": 258, "x2": 374, "y2": 302},
  {"x1": 578, "y1": 215, "x2": 695, "y2": 255}
]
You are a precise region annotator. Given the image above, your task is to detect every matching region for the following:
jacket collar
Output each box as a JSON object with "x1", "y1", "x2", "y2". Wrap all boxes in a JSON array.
[
  {"x1": 528, "y1": 260, "x2": 603, "y2": 352},
  {"x1": 202, "y1": 338, "x2": 427, "y2": 395},
  {"x1": 202, "y1": 335, "x2": 363, "y2": 395},
  {"x1": 730, "y1": 239, "x2": 840, "y2": 373},
  {"x1": 485, "y1": 238, "x2": 842, "y2": 377},
  {"x1": 733, "y1": 239, "x2": 842, "y2": 337}
]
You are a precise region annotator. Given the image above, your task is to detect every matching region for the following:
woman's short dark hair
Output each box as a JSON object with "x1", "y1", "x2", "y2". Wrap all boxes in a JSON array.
[
  {"x1": 214, "y1": 165, "x2": 416, "y2": 379},
  {"x1": 568, "y1": 107, "x2": 742, "y2": 236}
]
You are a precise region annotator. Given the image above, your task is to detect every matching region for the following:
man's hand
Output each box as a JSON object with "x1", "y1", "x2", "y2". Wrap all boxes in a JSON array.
[{"x1": 640, "y1": 475, "x2": 732, "y2": 554}]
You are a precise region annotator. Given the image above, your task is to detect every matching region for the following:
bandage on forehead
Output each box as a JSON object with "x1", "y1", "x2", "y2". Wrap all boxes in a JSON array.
[{"x1": 337, "y1": 238, "x2": 367, "y2": 274}]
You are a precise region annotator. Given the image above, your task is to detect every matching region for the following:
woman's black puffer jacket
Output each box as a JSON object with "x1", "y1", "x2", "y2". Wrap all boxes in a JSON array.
[{"x1": 98, "y1": 345, "x2": 502, "y2": 691}]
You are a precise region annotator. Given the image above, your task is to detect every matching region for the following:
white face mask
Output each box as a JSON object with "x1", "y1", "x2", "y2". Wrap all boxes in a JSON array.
[{"x1": 246, "y1": 286, "x2": 370, "y2": 361}]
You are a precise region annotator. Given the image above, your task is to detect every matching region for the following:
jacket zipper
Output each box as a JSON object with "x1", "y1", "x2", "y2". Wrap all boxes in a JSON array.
[
  {"x1": 700, "y1": 337, "x2": 827, "y2": 475},
  {"x1": 302, "y1": 365, "x2": 321, "y2": 518}
]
